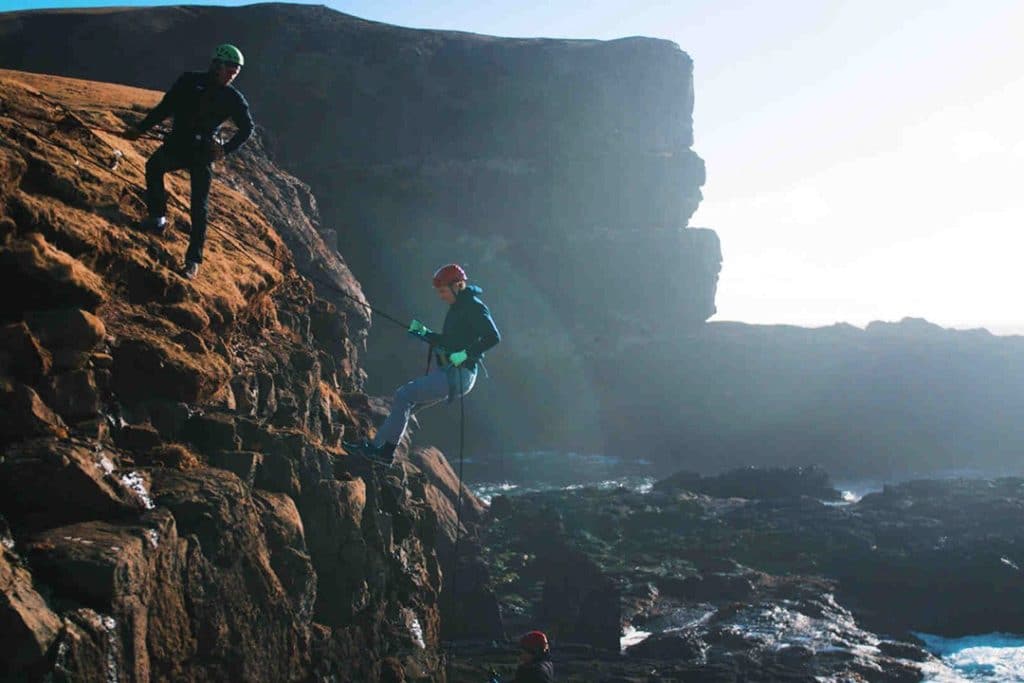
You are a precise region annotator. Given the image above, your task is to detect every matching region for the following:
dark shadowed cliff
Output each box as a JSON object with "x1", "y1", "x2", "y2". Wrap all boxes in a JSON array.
[{"x1": 4, "y1": 4, "x2": 1024, "y2": 481}]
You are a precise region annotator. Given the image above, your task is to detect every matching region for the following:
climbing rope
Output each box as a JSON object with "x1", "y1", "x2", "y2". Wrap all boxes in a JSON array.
[{"x1": 445, "y1": 364, "x2": 469, "y2": 681}]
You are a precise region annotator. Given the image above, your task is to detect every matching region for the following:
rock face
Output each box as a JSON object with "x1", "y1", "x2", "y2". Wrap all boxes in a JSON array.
[
  {"x1": 0, "y1": 3, "x2": 721, "y2": 454},
  {"x1": 0, "y1": 69, "x2": 479, "y2": 682}
]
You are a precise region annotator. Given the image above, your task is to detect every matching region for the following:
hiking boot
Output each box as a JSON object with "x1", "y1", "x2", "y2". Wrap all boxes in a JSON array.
[
  {"x1": 140, "y1": 215, "x2": 167, "y2": 234},
  {"x1": 181, "y1": 261, "x2": 199, "y2": 280}
]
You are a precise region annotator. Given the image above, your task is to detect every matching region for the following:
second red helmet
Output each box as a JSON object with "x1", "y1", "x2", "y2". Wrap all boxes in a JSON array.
[
  {"x1": 433, "y1": 263, "x2": 467, "y2": 288},
  {"x1": 519, "y1": 630, "x2": 549, "y2": 654}
]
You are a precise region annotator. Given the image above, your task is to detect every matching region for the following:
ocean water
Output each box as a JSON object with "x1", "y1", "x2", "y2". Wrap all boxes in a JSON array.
[{"x1": 916, "y1": 633, "x2": 1024, "y2": 682}]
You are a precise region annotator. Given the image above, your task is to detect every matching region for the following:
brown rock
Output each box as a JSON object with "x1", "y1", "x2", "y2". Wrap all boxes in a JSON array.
[
  {"x1": 0, "y1": 544, "x2": 64, "y2": 679},
  {"x1": 183, "y1": 412, "x2": 241, "y2": 454},
  {"x1": 89, "y1": 352, "x2": 113, "y2": 369},
  {"x1": 0, "y1": 321, "x2": 51, "y2": 383},
  {"x1": 0, "y1": 233, "x2": 105, "y2": 317},
  {"x1": 50, "y1": 348, "x2": 91, "y2": 371},
  {"x1": 24, "y1": 308, "x2": 106, "y2": 351},
  {"x1": 112, "y1": 337, "x2": 229, "y2": 404},
  {"x1": 0, "y1": 378, "x2": 67, "y2": 441},
  {"x1": 304, "y1": 478, "x2": 367, "y2": 626},
  {"x1": 208, "y1": 450, "x2": 262, "y2": 485},
  {"x1": 0, "y1": 438, "x2": 146, "y2": 532},
  {"x1": 24, "y1": 511, "x2": 188, "y2": 683},
  {"x1": 161, "y1": 301, "x2": 210, "y2": 332},
  {"x1": 113, "y1": 423, "x2": 162, "y2": 453},
  {"x1": 146, "y1": 468, "x2": 309, "y2": 680},
  {"x1": 142, "y1": 443, "x2": 201, "y2": 470},
  {"x1": 0, "y1": 140, "x2": 28, "y2": 194},
  {"x1": 39, "y1": 368, "x2": 100, "y2": 421},
  {"x1": 407, "y1": 447, "x2": 487, "y2": 527},
  {"x1": 254, "y1": 491, "x2": 315, "y2": 621},
  {"x1": 255, "y1": 451, "x2": 302, "y2": 498}
]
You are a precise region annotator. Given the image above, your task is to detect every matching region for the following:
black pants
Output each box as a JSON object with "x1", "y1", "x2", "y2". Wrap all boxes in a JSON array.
[{"x1": 145, "y1": 143, "x2": 213, "y2": 264}]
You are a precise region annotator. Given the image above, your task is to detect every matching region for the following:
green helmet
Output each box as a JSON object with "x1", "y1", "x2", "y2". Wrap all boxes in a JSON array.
[{"x1": 212, "y1": 43, "x2": 244, "y2": 66}]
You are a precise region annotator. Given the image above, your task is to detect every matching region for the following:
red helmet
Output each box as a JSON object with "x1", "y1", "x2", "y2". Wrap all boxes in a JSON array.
[
  {"x1": 519, "y1": 630, "x2": 549, "y2": 654},
  {"x1": 432, "y1": 263, "x2": 467, "y2": 288}
]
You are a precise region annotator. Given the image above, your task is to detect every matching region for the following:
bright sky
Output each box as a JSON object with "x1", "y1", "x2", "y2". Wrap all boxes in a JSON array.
[{"x1": 7, "y1": 1, "x2": 1024, "y2": 332}]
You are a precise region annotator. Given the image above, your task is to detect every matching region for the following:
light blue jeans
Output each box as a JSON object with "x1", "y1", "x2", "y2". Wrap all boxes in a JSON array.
[{"x1": 373, "y1": 366, "x2": 477, "y2": 447}]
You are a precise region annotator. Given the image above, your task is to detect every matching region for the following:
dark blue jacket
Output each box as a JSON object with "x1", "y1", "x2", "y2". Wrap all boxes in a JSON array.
[
  {"x1": 425, "y1": 285, "x2": 500, "y2": 369},
  {"x1": 513, "y1": 653, "x2": 554, "y2": 683},
  {"x1": 138, "y1": 71, "x2": 254, "y2": 155}
]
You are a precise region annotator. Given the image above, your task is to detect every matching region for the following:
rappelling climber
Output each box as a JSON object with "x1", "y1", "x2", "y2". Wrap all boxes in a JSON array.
[
  {"x1": 510, "y1": 631, "x2": 555, "y2": 683},
  {"x1": 346, "y1": 263, "x2": 500, "y2": 465},
  {"x1": 124, "y1": 43, "x2": 254, "y2": 280}
]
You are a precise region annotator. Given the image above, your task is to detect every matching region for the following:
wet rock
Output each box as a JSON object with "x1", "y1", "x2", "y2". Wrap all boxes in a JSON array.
[
  {"x1": 654, "y1": 465, "x2": 840, "y2": 501},
  {"x1": 0, "y1": 438, "x2": 144, "y2": 533},
  {"x1": 0, "y1": 378, "x2": 68, "y2": 441},
  {"x1": 51, "y1": 608, "x2": 124, "y2": 682},
  {"x1": 878, "y1": 640, "x2": 930, "y2": 662},
  {"x1": 0, "y1": 321, "x2": 51, "y2": 383},
  {"x1": 538, "y1": 546, "x2": 621, "y2": 652},
  {"x1": 0, "y1": 542, "x2": 64, "y2": 679},
  {"x1": 489, "y1": 495, "x2": 514, "y2": 519},
  {"x1": 626, "y1": 629, "x2": 707, "y2": 661},
  {"x1": 23, "y1": 308, "x2": 105, "y2": 352},
  {"x1": 661, "y1": 572, "x2": 756, "y2": 602}
]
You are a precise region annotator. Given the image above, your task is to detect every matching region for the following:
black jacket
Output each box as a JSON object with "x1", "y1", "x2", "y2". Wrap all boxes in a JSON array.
[
  {"x1": 424, "y1": 284, "x2": 500, "y2": 369},
  {"x1": 138, "y1": 71, "x2": 254, "y2": 155},
  {"x1": 513, "y1": 654, "x2": 554, "y2": 683}
]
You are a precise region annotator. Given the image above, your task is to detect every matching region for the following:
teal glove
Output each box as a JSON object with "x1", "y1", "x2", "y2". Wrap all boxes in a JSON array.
[
  {"x1": 449, "y1": 350, "x2": 469, "y2": 367},
  {"x1": 408, "y1": 319, "x2": 431, "y2": 337}
]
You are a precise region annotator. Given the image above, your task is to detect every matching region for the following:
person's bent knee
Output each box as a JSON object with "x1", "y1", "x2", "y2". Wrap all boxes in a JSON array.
[{"x1": 394, "y1": 384, "x2": 413, "y2": 404}]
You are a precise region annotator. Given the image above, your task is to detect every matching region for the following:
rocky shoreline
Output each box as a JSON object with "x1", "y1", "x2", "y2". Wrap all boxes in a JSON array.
[{"x1": 450, "y1": 466, "x2": 1024, "y2": 681}]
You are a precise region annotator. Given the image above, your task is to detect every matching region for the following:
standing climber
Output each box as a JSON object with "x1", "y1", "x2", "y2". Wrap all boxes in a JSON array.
[
  {"x1": 347, "y1": 264, "x2": 500, "y2": 465},
  {"x1": 125, "y1": 44, "x2": 254, "y2": 280}
]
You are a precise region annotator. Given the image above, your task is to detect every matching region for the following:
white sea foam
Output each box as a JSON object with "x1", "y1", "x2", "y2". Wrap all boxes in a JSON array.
[
  {"x1": 120, "y1": 472, "x2": 155, "y2": 510},
  {"x1": 916, "y1": 632, "x2": 1024, "y2": 681},
  {"x1": 620, "y1": 625, "x2": 652, "y2": 652}
]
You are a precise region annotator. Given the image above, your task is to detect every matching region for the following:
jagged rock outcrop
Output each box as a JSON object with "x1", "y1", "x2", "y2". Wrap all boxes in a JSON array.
[
  {"x1": 0, "y1": 69, "x2": 479, "y2": 682},
  {"x1": 0, "y1": 3, "x2": 721, "y2": 455}
]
